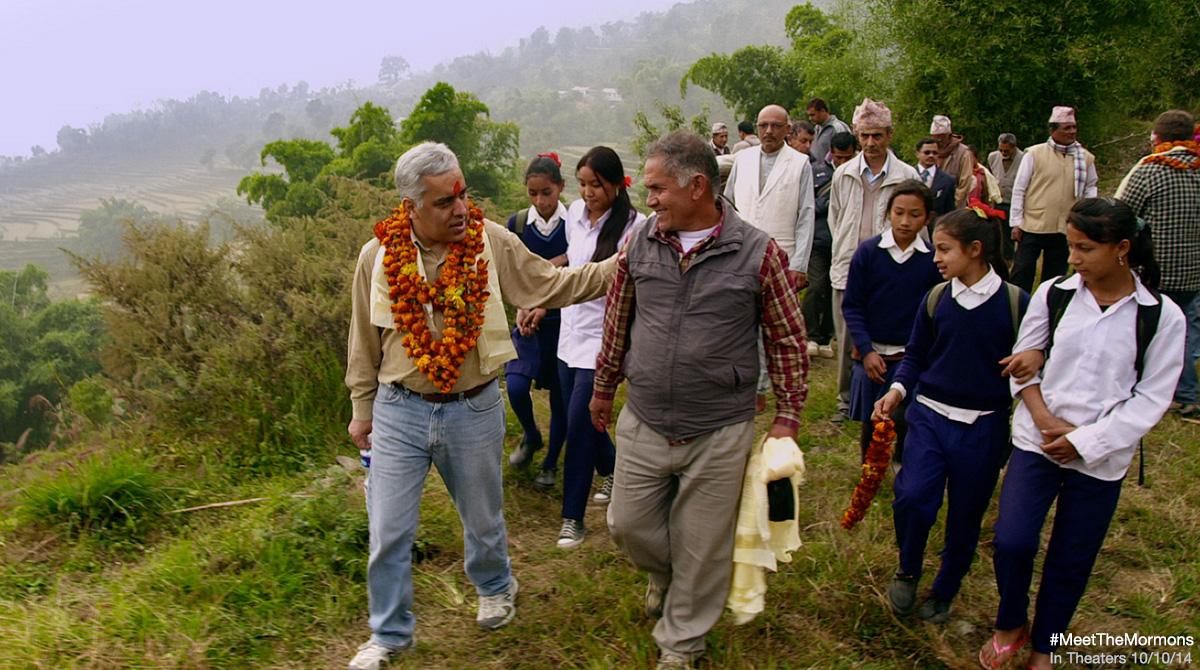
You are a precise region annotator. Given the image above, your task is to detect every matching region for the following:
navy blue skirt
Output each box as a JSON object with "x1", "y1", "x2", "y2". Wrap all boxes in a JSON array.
[
  {"x1": 505, "y1": 317, "x2": 561, "y2": 390},
  {"x1": 848, "y1": 356, "x2": 902, "y2": 422}
]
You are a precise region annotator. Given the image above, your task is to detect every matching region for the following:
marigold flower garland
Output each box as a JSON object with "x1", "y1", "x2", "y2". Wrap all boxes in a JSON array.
[
  {"x1": 840, "y1": 419, "x2": 896, "y2": 530},
  {"x1": 1141, "y1": 141, "x2": 1200, "y2": 170},
  {"x1": 373, "y1": 202, "x2": 490, "y2": 392}
]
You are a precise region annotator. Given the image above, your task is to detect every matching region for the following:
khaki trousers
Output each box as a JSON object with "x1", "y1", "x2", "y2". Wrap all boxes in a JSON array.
[{"x1": 607, "y1": 407, "x2": 754, "y2": 658}]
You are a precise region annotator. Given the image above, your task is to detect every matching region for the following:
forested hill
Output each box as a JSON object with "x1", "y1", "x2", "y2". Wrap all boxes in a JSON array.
[{"x1": 0, "y1": 0, "x2": 796, "y2": 272}]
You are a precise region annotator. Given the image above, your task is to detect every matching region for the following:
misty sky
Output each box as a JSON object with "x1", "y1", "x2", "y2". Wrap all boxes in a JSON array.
[{"x1": 0, "y1": 0, "x2": 683, "y2": 158}]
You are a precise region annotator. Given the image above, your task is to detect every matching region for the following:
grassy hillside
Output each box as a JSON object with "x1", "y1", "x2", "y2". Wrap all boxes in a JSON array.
[{"x1": 1, "y1": 359, "x2": 1196, "y2": 669}]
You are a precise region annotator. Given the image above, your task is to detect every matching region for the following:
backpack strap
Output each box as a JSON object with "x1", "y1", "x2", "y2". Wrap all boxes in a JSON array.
[
  {"x1": 512, "y1": 208, "x2": 530, "y2": 236},
  {"x1": 1043, "y1": 275, "x2": 1075, "y2": 356},
  {"x1": 1003, "y1": 281, "x2": 1024, "y2": 342},
  {"x1": 924, "y1": 281, "x2": 951, "y2": 340},
  {"x1": 1134, "y1": 287, "x2": 1164, "y2": 487}
]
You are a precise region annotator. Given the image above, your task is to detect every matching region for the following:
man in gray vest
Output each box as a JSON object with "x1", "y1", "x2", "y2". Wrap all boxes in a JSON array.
[
  {"x1": 988, "y1": 133, "x2": 1024, "y2": 259},
  {"x1": 590, "y1": 131, "x2": 808, "y2": 670}
]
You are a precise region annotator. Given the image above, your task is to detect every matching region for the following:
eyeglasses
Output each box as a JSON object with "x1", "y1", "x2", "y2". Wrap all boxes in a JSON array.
[
  {"x1": 920, "y1": 150, "x2": 938, "y2": 155},
  {"x1": 757, "y1": 122, "x2": 787, "y2": 131}
]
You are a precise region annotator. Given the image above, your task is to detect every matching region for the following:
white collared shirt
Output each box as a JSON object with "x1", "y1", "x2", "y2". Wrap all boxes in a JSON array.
[
  {"x1": 1010, "y1": 273, "x2": 1185, "y2": 480},
  {"x1": 891, "y1": 268, "x2": 1003, "y2": 422},
  {"x1": 879, "y1": 228, "x2": 930, "y2": 264},
  {"x1": 862, "y1": 152, "x2": 892, "y2": 185},
  {"x1": 918, "y1": 164, "x2": 938, "y2": 187},
  {"x1": 558, "y1": 199, "x2": 644, "y2": 369},
  {"x1": 526, "y1": 202, "x2": 568, "y2": 238}
]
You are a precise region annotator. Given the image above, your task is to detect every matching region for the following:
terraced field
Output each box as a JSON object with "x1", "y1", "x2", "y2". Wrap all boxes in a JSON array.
[{"x1": 0, "y1": 150, "x2": 269, "y2": 281}]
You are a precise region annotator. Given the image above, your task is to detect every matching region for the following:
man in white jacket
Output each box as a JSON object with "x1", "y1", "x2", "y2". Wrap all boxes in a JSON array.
[
  {"x1": 827, "y1": 98, "x2": 920, "y2": 421},
  {"x1": 724, "y1": 103, "x2": 815, "y2": 412}
]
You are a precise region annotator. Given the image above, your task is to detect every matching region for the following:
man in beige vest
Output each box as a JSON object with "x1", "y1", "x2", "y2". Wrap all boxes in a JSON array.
[
  {"x1": 725, "y1": 104, "x2": 815, "y2": 411},
  {"x1": 827, "y1": 98, "x2": 920, "y2": 421},
  {"x1": 930, "y1": 115, "x2": 975, "y2": 207},
  {"x1": 1009, "y1": 106, "x2": 1098, "y2": 293},
  {"x1": 345, "y1": 142, "x2": 617, "y2": 670}
]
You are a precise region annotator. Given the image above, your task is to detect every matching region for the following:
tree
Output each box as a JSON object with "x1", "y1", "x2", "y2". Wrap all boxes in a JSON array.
[
  {"x1": 378, "y1": 56, "x2": 411, "y2": 85},
  {"x1": 874, "y1": 0, "x2": 1198, "y2": 150},
  {"x1": 67, "y1": 198, "x2": 167, "y2": 261},
  {"x1": 681, "y1": 3, "x2": 870, "y2": 121},
  {"x1": 57, "y1": 125, "x2": 89, "y2": 152},
  {"x1": 400, "y1": 83, "x2": 519, "y2": 199}
]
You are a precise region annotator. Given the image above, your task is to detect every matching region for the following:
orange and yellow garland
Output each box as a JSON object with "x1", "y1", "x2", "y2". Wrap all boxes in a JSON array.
[
  {"x1": 373, "y1": 202, "x2": 490, "y2": 392},
  {"x1": 840, "y1": 419, "x2": 896, "y2": 531},
  {"x1": 1141, "y1": 140, "x2": 1200, "y2": 170}
]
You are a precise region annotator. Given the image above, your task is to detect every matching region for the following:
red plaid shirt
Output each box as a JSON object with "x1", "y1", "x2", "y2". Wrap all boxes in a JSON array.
[{"x1": 593, "y1": 206, "x2": 809, "y2": 431}]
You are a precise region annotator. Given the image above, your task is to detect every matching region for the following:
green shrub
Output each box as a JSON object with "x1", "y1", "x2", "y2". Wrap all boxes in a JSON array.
[{"x1": 18, "y1": 452, "x2": 168, "y2": 537}]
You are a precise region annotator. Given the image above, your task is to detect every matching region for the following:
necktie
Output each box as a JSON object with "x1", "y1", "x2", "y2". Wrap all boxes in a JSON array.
[{"x1": 920, "y1": 168, "x2": 930, "y2": 183}]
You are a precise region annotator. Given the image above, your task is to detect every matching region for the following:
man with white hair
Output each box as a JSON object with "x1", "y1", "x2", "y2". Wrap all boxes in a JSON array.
[
  {"x1": 929, "y1": 114, "x2": 975, "y2": 208},
  {"x1": 724, "y1": 103, "x2": 815, "y2": 411},
  {"x1": 344, "y1": 142, "x2": 617, "y2": 669},
  {"x1": 1009, "y1": 106, "x2": 1098, "y2": 293},
  {"x1": 828, "y1": 98, "x2": 920, "y2": 422}
]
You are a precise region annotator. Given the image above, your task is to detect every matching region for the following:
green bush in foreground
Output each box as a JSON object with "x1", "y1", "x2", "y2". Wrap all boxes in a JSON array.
[{"x1": 18, "y1": 452, "x2": 169, "y2": 537}]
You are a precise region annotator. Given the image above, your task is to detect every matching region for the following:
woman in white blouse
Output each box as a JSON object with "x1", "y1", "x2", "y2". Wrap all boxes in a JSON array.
[{"x1": 982, "y1": 198, "x2": 1185, "y2": 670}]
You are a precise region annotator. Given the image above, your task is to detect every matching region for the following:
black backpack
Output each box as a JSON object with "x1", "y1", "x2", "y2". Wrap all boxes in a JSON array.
[
  {"x1": 1042, "y1": 275, "x2": 1164, "y2": 485},
  {"x1": 511, "y1": 209, "x2": 530, "y2": 236}
]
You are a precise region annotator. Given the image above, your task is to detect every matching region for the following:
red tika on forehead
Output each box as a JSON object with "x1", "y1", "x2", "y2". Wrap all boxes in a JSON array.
[{"x1": 454, "y1": 181, "x2": 463, "y2": 196}]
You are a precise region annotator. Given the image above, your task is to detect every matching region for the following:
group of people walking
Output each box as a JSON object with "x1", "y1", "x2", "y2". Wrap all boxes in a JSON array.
[{"x1": 342, "y1": 99, "x2": 1198, "y2": 670}]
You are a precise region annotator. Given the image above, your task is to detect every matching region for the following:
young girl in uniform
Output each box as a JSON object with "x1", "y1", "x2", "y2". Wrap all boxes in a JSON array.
[
  {"x1": 842, "y1": 179, "x2": 942, "y2": 464},
  {"x1": 555, "y1": 146, "x2": 645, "y2": 548},
  {"x1": 980, "y1": 198, "x2": 1184, "y2": 670},
  {"x1": 505, "y1": 154, "x2": 570, "y2": 490},
  {"x1": 873, "y1": 204, "x2": 1029, "y2": 624}
]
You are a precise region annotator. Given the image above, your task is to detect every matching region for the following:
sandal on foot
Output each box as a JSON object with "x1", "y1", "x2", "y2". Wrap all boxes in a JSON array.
[{"x1": 979, "y1": 627, "x2": 1029, "y2": 669}]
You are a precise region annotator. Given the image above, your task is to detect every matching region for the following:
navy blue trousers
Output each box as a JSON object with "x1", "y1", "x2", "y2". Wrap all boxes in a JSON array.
[
  {"x1": 558, "y1": 363, "x2": 615, "y2": 521},
  {"x1": 992, "y1": 448, "x2": 1124, "y2": 654},
  {"x1": 893, "y1": 401, "x2": 1008, "y2": 601}
]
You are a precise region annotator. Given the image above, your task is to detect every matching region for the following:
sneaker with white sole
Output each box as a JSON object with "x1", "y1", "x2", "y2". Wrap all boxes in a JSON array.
[
  {"x1": 593, "y1": 474, "x2": 614, "y2": 502},
  {"x1": 556, "y1": 518, "x2": 586, "y2": 548},
  {"x1": 348, "y1": 637, "x2": 413, "y2": 670},
  {"x1": 476, "y1": 577, "x2": 519, "y2": 629},
  {"x1": 534, "y1": 466, "x2": 556, "y2": 489},
  {"x1": 657, "y1": 652, "x2": 693, "y2": 669}
]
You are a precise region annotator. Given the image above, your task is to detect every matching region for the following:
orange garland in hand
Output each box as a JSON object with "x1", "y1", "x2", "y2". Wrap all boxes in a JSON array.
[
  {"x1": 373, "y1": 202, "x2": 490, "y2": 393},
  {"x1": 840, "y1": 419, "x2": 896, "y2": 531},
  {"x1": 1141, "y1": 141, "x2": 1200, "y2": 170}
]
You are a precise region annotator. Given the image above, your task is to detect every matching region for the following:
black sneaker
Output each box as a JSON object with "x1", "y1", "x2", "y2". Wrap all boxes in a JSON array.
[
  {"x1": 556, "y1": 518, "x2": 586, "y2": 548},
  {"x1": 888, "y1": 573, "x2": 918, "y2": 615},
  {"x1": 917, "y1": 594, "x2": 952, "y2": 623},
  {"x1": 508, "y1": 437, "x2": 541, "y2": 470},
  {"x1": 533, "y1": 466, "x2": 556, "y2": 489},
  {"x1": 593, "y1": 474, "x2": 614, "y2": 502}
]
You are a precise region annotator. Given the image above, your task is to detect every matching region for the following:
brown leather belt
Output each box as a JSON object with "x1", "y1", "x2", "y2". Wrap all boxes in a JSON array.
[{"x1": 399, "y1": 381, "x2": 490, "y2": 403}]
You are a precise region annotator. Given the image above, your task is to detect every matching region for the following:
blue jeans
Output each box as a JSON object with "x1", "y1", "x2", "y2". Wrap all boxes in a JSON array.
[
  {"x1": 366, "y1": 379, "x2": 511, "y2": 649},
  {"x1": 1163, "y1": 290, "x2": 1199, "y2": 403}
]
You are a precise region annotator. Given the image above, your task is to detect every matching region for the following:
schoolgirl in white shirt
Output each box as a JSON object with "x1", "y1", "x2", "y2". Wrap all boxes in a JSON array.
[
  {"x1": 555, "y1": 146, "x2": 644, "y2": 548},
  {"x1": 981, "y1": 198, "x2": 1185, "y2": 670}
]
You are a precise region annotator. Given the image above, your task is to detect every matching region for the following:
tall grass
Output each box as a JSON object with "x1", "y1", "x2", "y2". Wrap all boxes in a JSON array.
[
  {"x1": 17, "y1": 452, "x2": 168, "y2": 537},
  {"x1": 0, "y1": 360, "x2": 1197, "y2": 668}
]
